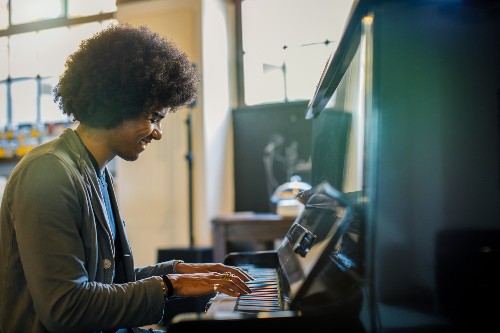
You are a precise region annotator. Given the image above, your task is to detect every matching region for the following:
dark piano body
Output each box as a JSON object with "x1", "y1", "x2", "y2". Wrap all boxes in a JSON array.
[{"x1": 168, "y1": 182, "x2": 367, "y2": 331}]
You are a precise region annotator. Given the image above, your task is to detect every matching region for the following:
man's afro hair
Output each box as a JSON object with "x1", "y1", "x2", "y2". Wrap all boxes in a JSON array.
[{"x1": 53, "y1": 23, "x2": 199, "y2": 128}]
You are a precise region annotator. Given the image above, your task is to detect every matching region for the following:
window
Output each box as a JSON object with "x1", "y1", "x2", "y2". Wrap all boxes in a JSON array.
[
  {"x1": 235, "y1": 0, "x2": 355, "y2": 107},
  {"x1": 0, "y1": 0, "x2": 116, "y2": 158}
]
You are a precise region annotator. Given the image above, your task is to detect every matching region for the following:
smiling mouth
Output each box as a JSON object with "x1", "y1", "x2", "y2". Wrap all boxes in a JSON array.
[{"x1": 140, "y1": 139, "x2": 150, "y2": 148}]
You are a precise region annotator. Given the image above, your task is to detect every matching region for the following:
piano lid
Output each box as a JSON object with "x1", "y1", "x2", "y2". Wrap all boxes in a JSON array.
[{"x1": 306, "y1": 0, "x2": 364, "y2": 119}]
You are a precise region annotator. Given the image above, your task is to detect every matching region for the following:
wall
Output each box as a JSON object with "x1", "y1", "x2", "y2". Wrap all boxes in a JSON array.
[
  {"x1": 199, "y1": 0, "x2": 235, "y2": 241},
  {"x1": 115, "y1": 0, "x2": 234, "y2": 266}
]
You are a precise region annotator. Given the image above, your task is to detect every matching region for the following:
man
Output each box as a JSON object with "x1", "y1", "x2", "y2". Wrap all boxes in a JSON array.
[{"x1": 0, "y1": 24, "x2": 252, "y2": 333}]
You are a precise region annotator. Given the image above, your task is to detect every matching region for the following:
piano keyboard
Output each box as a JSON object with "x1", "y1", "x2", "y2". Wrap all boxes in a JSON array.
[
  {"x1": 235, "y1": 265, "x2": 281, "y2": 312},
  {"x1": 205, "y1": 264, "x2": 283, "y2": 314}
]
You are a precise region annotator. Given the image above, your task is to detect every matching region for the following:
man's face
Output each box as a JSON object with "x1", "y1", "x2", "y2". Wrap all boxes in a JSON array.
[{"x1": 107, "y1": 109, "x2": 168, "y2": 161}]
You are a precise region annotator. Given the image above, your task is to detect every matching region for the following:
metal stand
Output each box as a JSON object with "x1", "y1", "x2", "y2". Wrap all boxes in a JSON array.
[{"x1": 185, "y1": 107, "x2": 194, "y2": 247}]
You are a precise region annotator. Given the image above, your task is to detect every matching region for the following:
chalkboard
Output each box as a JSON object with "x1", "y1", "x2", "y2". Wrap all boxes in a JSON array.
[{"x1": 233, "y1": 102, "x2": 312, "y2": 213}]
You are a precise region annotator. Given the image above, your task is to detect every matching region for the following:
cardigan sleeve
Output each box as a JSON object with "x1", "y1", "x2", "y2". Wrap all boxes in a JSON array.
[{"x1": 135, "y1": 260, "x2": 176, "y2": 280}]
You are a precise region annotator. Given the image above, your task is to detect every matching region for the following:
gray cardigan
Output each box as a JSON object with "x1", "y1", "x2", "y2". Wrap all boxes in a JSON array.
[{"x1": 0, "y1": 128, "x2": 175, "y2": 332}]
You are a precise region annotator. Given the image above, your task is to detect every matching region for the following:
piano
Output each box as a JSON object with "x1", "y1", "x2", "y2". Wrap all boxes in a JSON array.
[{"x1": 168, "y1": 182, "x2": 367, "y2": 332}]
